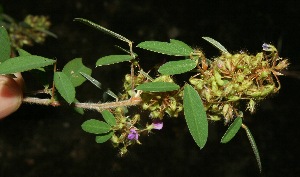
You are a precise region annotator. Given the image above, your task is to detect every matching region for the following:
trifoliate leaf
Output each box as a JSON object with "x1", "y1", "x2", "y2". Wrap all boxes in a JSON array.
[
  {"x1": 221, "y1": 117, "x2": 242, "y2": 143},
  {"x1": 136, "y1": 82, "x2": 180, "y2": 92},
  {"x1": 0, "y1": 55, "x2": 55, "y2": 74},
  {"x1": 81, "y1": 119, "x2": 111, "y2": 134},
  {"x1": 0, "y1": 26, "x2": 10, "y2": 62},
  {"x1": 158, "y1": 59, "x2": 197, "y2": 75},
  {"x1": 137, "y1": 39, "x2": 193, "y2": 56},
  {"x1": 54, "y1": 72, "x2": 75, "y2": 104},
  {"x1": 96, "y1": 55, "x2": 133, "y2": 67},
  {"x1": 183, "y1": 84, "x2": 208, "y2": 149},
  {"x1": 62, "y1": 58, "x2": 92, "y2": 87}
]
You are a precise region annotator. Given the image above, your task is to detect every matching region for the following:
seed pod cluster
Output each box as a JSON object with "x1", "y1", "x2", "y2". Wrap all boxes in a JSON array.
[
  {"x1": 7, "y1": 15, "x2": 52, "y2": 49},
  {"x1": 190, "y1": 44, "x2": 289, "y2": 123},
  {"x1": 122, "y1": 73, "x2": 183, "y2": 119}
]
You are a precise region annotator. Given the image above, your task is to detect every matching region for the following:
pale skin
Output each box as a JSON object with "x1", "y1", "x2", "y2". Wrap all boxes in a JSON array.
[{"x1": 0, "y1": 73, "x2": 24, "y2": 119}]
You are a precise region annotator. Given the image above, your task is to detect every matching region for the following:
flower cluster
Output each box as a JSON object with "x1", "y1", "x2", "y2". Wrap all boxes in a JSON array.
[{"x1": 107, "y1": 106, "x2": 164, "y2": 156}]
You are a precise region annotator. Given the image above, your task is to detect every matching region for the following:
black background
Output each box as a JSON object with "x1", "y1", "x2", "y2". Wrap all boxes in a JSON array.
[{"x1": 0, "y1": 0, "x2": 300, "y2": 176}]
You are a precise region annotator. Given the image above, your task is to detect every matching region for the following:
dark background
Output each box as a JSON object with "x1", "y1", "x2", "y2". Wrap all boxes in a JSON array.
[{"x1": 0, "y1": 0, "x2": 300, "y2": 176}]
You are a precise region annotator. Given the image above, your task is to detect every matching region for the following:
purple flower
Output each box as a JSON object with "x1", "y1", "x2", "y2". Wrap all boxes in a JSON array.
[
  {"x1": 262, "y1": 43, "x2": 271, "y2": 51},
  {"x1": 147, "y1": 119, "x2": 163, "y2": 131},
  {"x1": 128, "y1": 128, "x2": 139, "y2": 140},
  {"x1": 152, "y1": 119, "x2": 163, "y2": 130}
]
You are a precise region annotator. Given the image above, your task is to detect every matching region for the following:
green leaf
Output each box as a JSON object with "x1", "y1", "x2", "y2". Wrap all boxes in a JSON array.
[
  {"x1": 101, "y1": 110, "x2": 116, "y2": 126},
  {"x1": 80, "y1": 72, "x2": 101, "y2": 89},
  {"x1": 74, "y1": 18, "x2": 131, "y2": 44},
  {"x1": 73, "y1": 98, "x2": 84, "y2": 115},
  {"x1": 170, "y1": 39, "x2": 193, "y2": 52},
  {"x1": 81, "y1": 119, "x2": 111, "y2": 134},
  {"x1": 183, "y1": 84, "x2": 208, "y2": 149},
  {"x1": 202, "y1": 37, "x2": 229, "y2": 53},
  {"x1": 54, "y1": 72, "x2": 75, "y2": 104},
  {"x1": 105, "y1": 89, "x2": 118, "y2": 100},
  {"x1": 0, "y1": 55, "x2": 56, "y2": 74},
  {"x1": 114, "y1": 45, "x2": 138, "y2": 58},
  {"x1": 242, "y1": 124, "x2": 262, "y2": 173},
  {"x1": 62, "y1": 58, "x2": 92, "y2": 87},
  {"x1": 158, "y1": 59, "x2": 197, "y2": 75},
  {"x1": 95, "y1": 131, "x2": 113, "y2": 143},
  {"x1": 221, "y1": 117, "x2": 242, "y2": 143},
  {"x1": 17, "y1": 49, "x2": 45, "y2": 72},
  {"x1": 137, "y1": 40, "x2": 193, "y2": 56},
  {"x1": 0, "y1": 26, "x2": 10, "y2": 62},
  {"x1": 17, "y1": 49, "x2": 31, "y2": 56},
  {"x1": 136, "y1": 82, "x2": 180, "y2": 92},
  {"x1": 96, "y1": 55, "x2": 133, "y2": 67}
]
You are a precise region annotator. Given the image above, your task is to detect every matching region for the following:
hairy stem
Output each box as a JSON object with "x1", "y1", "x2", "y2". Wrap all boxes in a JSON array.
[{"x1": 22, "y1": 96, "x2": 143, "y2": 111}]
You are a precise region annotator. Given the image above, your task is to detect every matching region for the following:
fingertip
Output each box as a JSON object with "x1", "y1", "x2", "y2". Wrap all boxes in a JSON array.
[{"x1": 0, "y1": 76, "x2": 23, "y2": 119}]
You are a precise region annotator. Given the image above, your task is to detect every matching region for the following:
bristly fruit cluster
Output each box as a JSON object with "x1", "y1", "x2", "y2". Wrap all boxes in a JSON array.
[{"x1": 190, "y1": 43, "x2": 289, "y2": 124}]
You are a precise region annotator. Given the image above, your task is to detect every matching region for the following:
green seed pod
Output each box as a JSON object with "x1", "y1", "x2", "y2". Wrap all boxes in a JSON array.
[
  {"x1": 210, "y1": 103, "x2": 220, "y2": 113},
  {"x1": 119, "y1": 147, "x2": 128, "y2": 156},
  {"x1": 222, "y1": 104, "x2": 230, "y2": 117},
  {"x1": 176, "y1": 104, "x2": 183, "y2": 112},
  {"x1": 120, "y1": 116, "x2": 127, "y2": 124},
  {"x1": 214, "y1": 69, "x2": 224, "y2": 86},
  {"x1": 154, "y1": 75, "x2": 173, "y2": 82},
  {"x1": 238, "y1": 79, "x2": 253, "y2": 92},
  {"x1": 225, "y1": 59, "x2": 232, "y2": 71},
  {"x1": 253, "y1": 53, "x2": 263, "y2": 67},
  {"x1": 259, "y1": 70, "x2": 271, "y2": 79},
  {"x1": 275, "y1": 59, "x2": 289, "y2": 70},
  {"x1": 142, "y1": 103, "x2": 150, "y2": 110},
  {"x1": 209, "y1": 115, "x2": 221, "y2": 121},
  {"x1": 260, "y1": 85, "x2": 275, "y2": 96},
  {"x1": 236, "y1": 74, "x2": 245, "y2": 83},
  {"x1": 224, "y1": 84, "x2": 233, "y2": 95},
  {"x1": 261, "y1": 61, "x2": 268, "y2": 67},
  {"x1": 212, "y1": 81, "x2": 218, "y2": 93},
  {"x1": 149, "y1": 102, "x2": 159, "y2": 111},
  {"x1": 246, "y1": 89, "x2": 261, "y2": 97},
  {"x1": 127, "y1": 90, "x2": 136, "y2": 97},
  {"x1": 203, "y1": 89, "x2": 212, "y2": 102},
  {"x1": 132, "y1": 114, "x2": 140, "y2": 124},
  {"x1": 232, "y1": 54, "x2": 242, "y2": 66},
  {"x1": 189, "y1": 78, "x2": 204, "y2": 90},
  {"x1": 150, "y1": 111, "x2": 161, "y2": 118},
  {"x1": 169, "y1": 98, "x2": 177, "y2": 111},
  {"x1": 247, "y1": 99, "x2": 256, "y2": 113},
  {"x1": 111, "y1": 134, "x2": 119, "y2": 145},
  {"x1": 125, "y1": 74, "x2": 131, "y2": 82},
  {"x1": 227, "y1": 95, "x2": 240, "y2": 101}
]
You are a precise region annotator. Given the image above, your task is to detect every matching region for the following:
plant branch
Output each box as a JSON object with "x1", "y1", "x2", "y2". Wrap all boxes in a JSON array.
[{"x1": 22, "y1": 96, "x2": 143, "y2": 111}]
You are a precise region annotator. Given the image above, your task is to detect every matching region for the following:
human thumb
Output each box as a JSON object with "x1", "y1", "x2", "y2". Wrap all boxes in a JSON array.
[{"x1": 0, "y1": 74, "x2": 23, "y2": 119}]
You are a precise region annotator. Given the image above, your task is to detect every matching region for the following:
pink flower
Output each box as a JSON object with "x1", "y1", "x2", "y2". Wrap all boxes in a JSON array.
[
  {"x1": 147, "y1": 119, "x2": 163, "y2": 131},
  {"x1": 128, "y1": 128, "x2": 139, "y2": 140}
]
